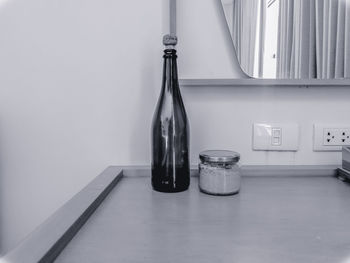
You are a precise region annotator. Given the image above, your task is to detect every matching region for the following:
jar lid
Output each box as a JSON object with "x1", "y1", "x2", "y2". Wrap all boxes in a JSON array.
[{"x1": 199, "y1": 150, "x2": 240, "y2": 164}]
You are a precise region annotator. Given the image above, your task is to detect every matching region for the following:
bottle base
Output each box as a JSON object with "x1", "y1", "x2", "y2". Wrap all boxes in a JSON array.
[
  {"x1": 152, "y1": 184, "x2": 189, "y2": 193},
  {"x1": 151, "y1": 166, "x2": 190, "y2": 193}
]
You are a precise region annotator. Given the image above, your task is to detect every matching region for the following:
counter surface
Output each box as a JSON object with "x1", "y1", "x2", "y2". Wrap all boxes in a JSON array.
[{"x1": 55, "y1": 176, "x2": 350, "y2": 263}]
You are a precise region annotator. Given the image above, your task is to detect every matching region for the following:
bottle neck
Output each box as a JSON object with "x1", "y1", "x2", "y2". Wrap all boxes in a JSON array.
[{"x1": 162, "y1": 48, "x2": 179, "y2": 93}]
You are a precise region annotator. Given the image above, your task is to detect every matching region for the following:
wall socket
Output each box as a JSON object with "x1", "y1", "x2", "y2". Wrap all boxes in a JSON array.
[
  {"x1": 323, "y1": 128, "x2": 350, "y2": 145},
  {"x1": 314, "y1": 124, "x2": 350, "y2": 151}
]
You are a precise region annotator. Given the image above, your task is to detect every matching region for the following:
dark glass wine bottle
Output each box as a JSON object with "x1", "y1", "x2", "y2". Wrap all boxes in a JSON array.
[{"x1": 151, "y1": 35, "x2": 190, "y2": 193}]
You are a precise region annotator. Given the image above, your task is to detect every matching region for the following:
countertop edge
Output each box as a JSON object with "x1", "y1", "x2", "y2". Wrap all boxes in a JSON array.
[
  {"x1": 120, "y1": 165, "x2": 339, "y2": 177},
  {"x1": 1, "y1": 166, "x2": 123, "y2": 263}
]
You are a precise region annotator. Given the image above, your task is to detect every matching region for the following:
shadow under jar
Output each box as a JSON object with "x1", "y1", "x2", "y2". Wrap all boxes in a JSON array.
[{"x1": 199, "y1": 150, "x2": 241, "y2": 196}]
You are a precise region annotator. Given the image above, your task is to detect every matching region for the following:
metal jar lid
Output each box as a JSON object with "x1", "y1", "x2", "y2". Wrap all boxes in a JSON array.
[{"x1": 199, "y1": 150, "x2": 240, "y2": 164}]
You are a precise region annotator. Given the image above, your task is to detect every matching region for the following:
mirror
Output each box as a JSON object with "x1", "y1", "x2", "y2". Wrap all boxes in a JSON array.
[{"x1": 221, "y1": 0, "x2": 350, "y2": 79}]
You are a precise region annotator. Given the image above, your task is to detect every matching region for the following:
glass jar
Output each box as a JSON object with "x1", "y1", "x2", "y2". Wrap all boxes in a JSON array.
[{"x1": 199, "y1": 150, "x2": 241, "y2": 195}]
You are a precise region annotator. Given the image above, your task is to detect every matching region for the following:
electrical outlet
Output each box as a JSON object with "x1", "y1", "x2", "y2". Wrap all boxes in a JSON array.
[
  {"x1": 314, "y1": 124, "x2": 350, "y2": 151},
  {"x1": 340, "y1": 129, "x2": 350, "y2": 144},
  {"x1": 323, "y1": 128, "x2": 350, "y2": 146},
  {"x1": 323, "y1": 128, "x2": 338, "y2": 145}
]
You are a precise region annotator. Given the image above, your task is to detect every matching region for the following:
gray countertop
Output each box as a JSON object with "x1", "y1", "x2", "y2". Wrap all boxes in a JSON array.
[{"x1": 55, "y1": 176, "x2": 350, "y2": 263}]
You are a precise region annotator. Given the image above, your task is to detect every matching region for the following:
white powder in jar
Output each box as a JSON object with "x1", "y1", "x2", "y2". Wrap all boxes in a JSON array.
[{"x1": 199, "y1": 163, "x2": 241, "y2": 195}]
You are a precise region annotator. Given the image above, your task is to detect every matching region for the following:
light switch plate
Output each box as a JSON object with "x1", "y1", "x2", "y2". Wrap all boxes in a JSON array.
[{"x1": 253, "y1": 123, "x2": 299, "y2": 151}]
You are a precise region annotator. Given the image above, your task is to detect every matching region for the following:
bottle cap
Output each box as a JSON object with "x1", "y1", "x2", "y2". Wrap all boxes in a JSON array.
[{"x1": 163, "y1": 34, "x2": 177, "y2": 46}]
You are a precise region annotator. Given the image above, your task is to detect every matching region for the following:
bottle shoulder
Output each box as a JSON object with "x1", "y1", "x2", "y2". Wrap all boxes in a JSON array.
[{"x1": 153, "y1": 95, "x2": 187, "y2": 119}]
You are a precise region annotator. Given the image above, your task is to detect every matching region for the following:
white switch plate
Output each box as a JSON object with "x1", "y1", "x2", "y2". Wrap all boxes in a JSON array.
[
  {"x1": 253, "y1": 123, "x2": 299, "y2": 151},
  {"x1": 313, "y1": 124, "x2": 350, "y2": 151}
]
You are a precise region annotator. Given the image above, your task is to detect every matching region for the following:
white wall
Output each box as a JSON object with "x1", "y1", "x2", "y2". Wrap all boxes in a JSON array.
[
  {"x1": 0, "y1": 0, "x2": 163, "y2": 254},
  {"x1": 0, "y1": 0, "x2": 350, "y2": 255}
]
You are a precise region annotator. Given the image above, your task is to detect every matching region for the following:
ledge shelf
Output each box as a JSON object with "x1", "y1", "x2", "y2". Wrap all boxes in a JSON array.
[{"x1": 179, "y1": 78, "x2": 350, "y2": 87}]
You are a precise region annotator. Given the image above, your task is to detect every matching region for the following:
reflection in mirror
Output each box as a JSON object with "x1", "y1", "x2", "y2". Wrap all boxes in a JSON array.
[{"x1": 221, "y1": 0, "x2": 350, "y2": 79}]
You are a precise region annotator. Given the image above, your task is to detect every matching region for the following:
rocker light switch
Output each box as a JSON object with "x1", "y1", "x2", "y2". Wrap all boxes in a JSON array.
[
  {"x1": 253, "y1": 123, "x2": 299, "y2": 151},
  {"x1": 271, "y1": 128, "x2": 282, "y2": 146},
  {"x1": 272, "y1": 128, "x2": 281, "y2": 137}
]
